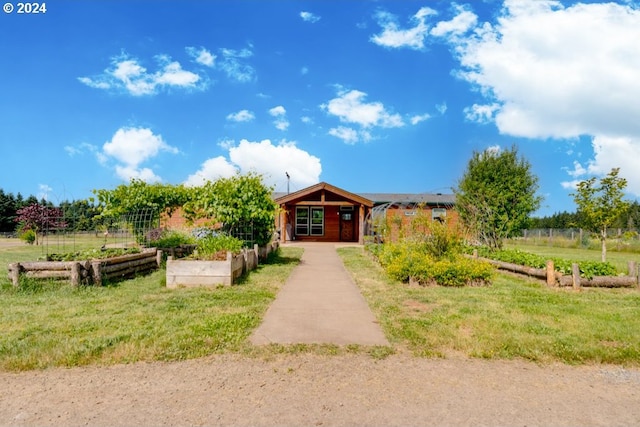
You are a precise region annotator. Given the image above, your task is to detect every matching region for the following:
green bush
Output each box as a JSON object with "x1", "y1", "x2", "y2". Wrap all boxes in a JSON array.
[
  {"x1": 18, "y1": 229, "x2": 36, "y2": 245},
  {"x1": 375, "y1": 241, "x2": 494, "y2": 286}
]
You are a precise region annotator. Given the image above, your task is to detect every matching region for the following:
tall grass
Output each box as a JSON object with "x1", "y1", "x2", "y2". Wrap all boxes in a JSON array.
[
  {"x1": 339, "y1": 247, "x2": 640, "y2": 366},
  {"x1": 0, "y1": 243, "x2": 302, "y2": 371}
]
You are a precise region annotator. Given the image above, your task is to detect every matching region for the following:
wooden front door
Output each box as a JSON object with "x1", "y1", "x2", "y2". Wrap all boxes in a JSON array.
[{"x1": 340, "y1": 212, "x2": 355, "y2": 241}]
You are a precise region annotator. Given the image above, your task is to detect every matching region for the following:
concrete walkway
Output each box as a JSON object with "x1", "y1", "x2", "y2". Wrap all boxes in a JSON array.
[{"x1": 250, "y1": 243, "x2": 389, "y2": 346}]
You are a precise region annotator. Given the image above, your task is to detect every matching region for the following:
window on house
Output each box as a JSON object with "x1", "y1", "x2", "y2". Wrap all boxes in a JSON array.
[
  {"x1": 432, "y1": 208, "x2": 447, "y2": 222},
  {"x1": 296, "y1": 206, "x2": 325, "y2": 236},
  {"x1": 311, "y1": 207, "x2": 324, "y2": 235},
  {"x1": 296, "y1": 207, "x2": 309, "y2": 235}
]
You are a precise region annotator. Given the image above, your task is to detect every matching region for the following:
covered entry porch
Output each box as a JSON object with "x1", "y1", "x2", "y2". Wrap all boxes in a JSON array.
[{"x1": 275, "y1": 182, "x2": 373, "y2": 244}]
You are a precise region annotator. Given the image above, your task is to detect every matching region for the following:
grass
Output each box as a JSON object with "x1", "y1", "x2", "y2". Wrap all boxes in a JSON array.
[
  {"x1": 0, "y1": 241, "x2": 303, "y2": 371},
  {"x1": 2, "y1": 238, "x2": 640, "y2": 371},
  {"x1": 338, "y1": 246, "x2": 640, "y2": 366}
]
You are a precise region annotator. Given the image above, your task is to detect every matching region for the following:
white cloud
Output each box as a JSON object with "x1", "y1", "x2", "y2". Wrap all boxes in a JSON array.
[
  {"x1": 464, "y1": 103, "x2": 500, "y2": 124},
  {"x1": 322, "y1": 89, "x2": 404, "y2": 143},
  {"x1": 370, "y1": 7, "x2": 436, "y2": 50},
  {"x1": 323, "y1": 89, "x2": 404, "y2": 128},
  {"x1": 185, "y1": 139, "x2": 321, "y2": 190},
  {"x1": 184, "y1": 156, "x2": 238, "y2": 187},
  {"x1": 226, "y1": 110, "x2": 255, "y2": 122},
  {"x1": 410, "y1": 113, "x2": 431, "y2": 125},
  {"x1": 79, "y1": 53, "x2": 205, "y2": 96},
  {"x1": 219, "y1": 47, "x2": 256, "y2": 83},
  {"x1": 328, "y1": 126, "x2": 360, "y2": 145},
  {"x1": 101, "y1": 127, "x2": 178, "y2": 182},
  {"x1": 186, "y1": 46, "x2": 215, "y2": 67},
  {"x1": 269, "y1": 106, "x2": 289, "y2": 131},
  {"x1": 300, "y1": 11, "x2": 321, "y2": 23},
  {"x1": 441, "y1": 1, "x2": 640, "y2": 195},
  {"x1": 430, "y1": 5, "x2": 477, "y2": 38}
]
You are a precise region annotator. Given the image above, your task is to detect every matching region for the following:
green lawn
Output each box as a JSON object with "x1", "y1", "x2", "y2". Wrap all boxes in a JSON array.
[
  {"x1": 338, "y1": 246, "x2": 640, "y2": 366},
  {"x1": 2, "y1": 241, "x2": 639, "y2": 371},
  {"x1": 0, "y1": 242, "x2": 303, "y2": 371}
]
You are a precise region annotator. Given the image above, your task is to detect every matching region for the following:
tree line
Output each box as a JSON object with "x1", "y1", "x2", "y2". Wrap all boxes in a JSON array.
[
  {"x1": 529, "y1": 202, "x2": 640, "y2": 230},
  {"x1": 0, "y1": 189, "x2": 102, "y2": 233}
]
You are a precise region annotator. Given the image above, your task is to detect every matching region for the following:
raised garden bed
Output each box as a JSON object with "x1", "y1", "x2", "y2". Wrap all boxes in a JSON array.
[
  {"x1": 165, "y1": 241, "x2": 279, "y2": 288},
  {"x1": 468, "y1": 249, "x2": 639, "y2": 289},
  {"x1": 7, "y1": 248, "x2": 161, "y2": 287}
]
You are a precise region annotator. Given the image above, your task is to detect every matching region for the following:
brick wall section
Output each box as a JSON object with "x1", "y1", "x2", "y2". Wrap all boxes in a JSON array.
[{"x1": 160, "y1": 207, "x2": 212, "y2": 231}]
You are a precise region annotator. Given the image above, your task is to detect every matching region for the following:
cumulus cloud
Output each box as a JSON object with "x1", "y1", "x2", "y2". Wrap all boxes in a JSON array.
[
  {"x1": 183, "y1": 156, "x2": 239, "y2": 187},
  {"x1": 79, "y1": 53, "x2": 206, "y2": 96},
  {"x1": 370, "y1": 7, "x2": 436, "y2": 50},
  {"x1": 101, "y1": 127, "x2": 178, "y2": 182},
  {"x1": 184, "y1": 139, "x2": 322, "y2": 190},
  {"x1": 322, "y1": 88, "x2": 404, "y2": 143},
  {"x1": 439, "y1": 1, "x2": 640, "y2": 195},
  {"x1": 269, "y1": 106, "x2": 289, "y2": 131},
  {"x1": 226, "y1": 109, "x2": 255, "y2": 122},
  {"x1": 186, "y1": 46, "x2": 216, "y2": 67},
  {"x1": 430, "y1": 4, "x2": 477, "y2": 38},
  {"x1": 300, "y1": 11, "x2": 320, "y2": 23}
]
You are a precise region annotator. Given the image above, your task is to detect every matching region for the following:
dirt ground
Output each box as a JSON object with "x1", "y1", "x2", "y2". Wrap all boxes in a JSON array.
[{"x1": 1, "y1": 353, "x2": 639, "y2": 427}]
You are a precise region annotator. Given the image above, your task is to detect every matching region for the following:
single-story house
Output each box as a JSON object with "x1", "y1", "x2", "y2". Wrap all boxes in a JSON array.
[{"x1": 273, "y1": 182, "x2": 456, "y2": 244}]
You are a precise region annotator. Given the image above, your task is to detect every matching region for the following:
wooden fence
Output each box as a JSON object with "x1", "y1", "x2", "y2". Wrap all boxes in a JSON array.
[
  {"x1": 470, "y1": 250, "x2": 639, "y2": 289},
  {"x1": 8, "y1": 248, "x2": 161, "y2": 287}
]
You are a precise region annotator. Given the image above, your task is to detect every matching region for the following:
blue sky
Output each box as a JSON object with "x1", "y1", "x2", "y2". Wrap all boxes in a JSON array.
[{"x1": 2, "y1": 0, "x2": 640, "y2": 216}]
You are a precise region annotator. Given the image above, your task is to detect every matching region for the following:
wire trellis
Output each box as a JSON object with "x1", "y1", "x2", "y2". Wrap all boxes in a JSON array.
[{"x1": 39, "y1": 208, "x2": 159, "y2": 256}]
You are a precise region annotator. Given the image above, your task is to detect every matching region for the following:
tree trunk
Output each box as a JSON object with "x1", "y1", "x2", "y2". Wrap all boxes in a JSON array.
[{"x1": 601, "y1": 228, "x2": 607, "y2": 262}]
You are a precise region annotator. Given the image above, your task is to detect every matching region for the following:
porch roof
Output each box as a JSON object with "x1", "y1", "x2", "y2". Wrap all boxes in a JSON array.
[{"x1": 273, "y1": 182, "x2": 373, "y2": 207}]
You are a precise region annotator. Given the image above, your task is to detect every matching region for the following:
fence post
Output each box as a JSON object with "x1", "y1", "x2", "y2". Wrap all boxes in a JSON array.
[
  {"x1": 546, "y1": 260, "x2": 555, "y2": 286},
  {"x1": 70, "y1": 262, "x2": 81, "y2": 287},
  {"x1": 9, "y1": 262, "x2": 21, "y2": 287},
  {"x1": 156, "y1": 249, "x2": 163, "y2": 266},
  {"x1": 91, "y1": 261, "x2": 102, "y2": 286},
  {"x1": 572, "y1": 263, "x2": 581, "y2": 289},
  {"x1": 628, "y1": 261, "x2": 638, "y2": 287}
]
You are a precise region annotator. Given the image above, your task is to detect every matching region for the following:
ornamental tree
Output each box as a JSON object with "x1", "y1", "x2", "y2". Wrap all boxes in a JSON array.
[
  {"x1": 454, "y1": 146, "x2": 542, "y2": 250},
  {"x1": 15, "y1": 203, "x2": 67, "y2": 245},
  {"x1": 572, "y1": 168, "x2": 630, "y2": 262}
]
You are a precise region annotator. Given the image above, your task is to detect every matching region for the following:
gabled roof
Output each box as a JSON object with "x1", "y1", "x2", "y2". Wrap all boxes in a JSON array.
[{"x1": 274, "y1": 182, "x2": 373, "y2": 207}]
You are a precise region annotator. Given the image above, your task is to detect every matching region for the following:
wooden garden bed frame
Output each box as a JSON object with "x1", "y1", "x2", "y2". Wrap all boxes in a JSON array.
[{"x1": 7, "y1": 248, "x2": 161, "y2": 287}]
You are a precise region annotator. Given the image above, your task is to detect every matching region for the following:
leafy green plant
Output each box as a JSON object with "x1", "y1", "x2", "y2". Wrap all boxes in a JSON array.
[
  {"x1": 147, "y1": 229, "x2": 195, "y2": 248},
  {"x1": 471, "y1": 247, "x2": 617, "y2": 279},
  {"x1": 193, "y1": 233, "x2": 244, "y2": 260},
  {"x1": 46, "y1": 248, "x2": 141, "y2": 261}
]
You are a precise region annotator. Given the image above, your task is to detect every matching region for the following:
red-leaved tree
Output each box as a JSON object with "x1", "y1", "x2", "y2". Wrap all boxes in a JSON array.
[{"x1": 15, "y1": 203, "x2": 67, "y2": 245}]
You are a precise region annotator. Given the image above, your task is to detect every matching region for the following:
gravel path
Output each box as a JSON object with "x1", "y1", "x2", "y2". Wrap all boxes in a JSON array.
[{"x1": 2, "y1": 353, "x2": 639, "y2": 427}]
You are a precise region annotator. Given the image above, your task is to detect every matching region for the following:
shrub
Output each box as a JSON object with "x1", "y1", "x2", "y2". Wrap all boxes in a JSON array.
[
  {"x1": 376, "y1": 240, "x2": 494, "y2": 286},
  {"x1": 18, "y1": 228, "x2": 36, "y2": 245}
]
